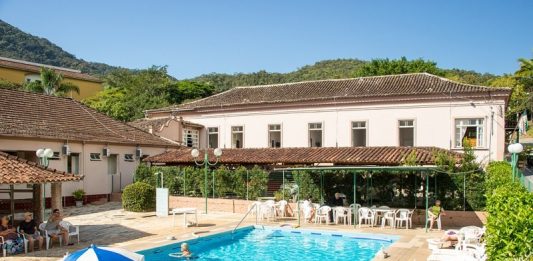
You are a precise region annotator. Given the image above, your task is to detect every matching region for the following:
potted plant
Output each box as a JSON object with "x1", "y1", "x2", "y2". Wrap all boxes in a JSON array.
[{"x1": 72, "y1": 189, "x2": 86, "y2": 207}]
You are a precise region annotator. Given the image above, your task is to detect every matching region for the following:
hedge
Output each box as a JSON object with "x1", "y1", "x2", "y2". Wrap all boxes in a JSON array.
[
  {"x1": 485, "y1": 161, "x2": 533, "y2": 260},
  {"x1": 122, "y1": 182, "x2": 156, "y2": 212}
]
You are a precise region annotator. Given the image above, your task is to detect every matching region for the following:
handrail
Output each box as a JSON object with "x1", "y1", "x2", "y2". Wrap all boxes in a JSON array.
[{"x1": 232, "y1": 202, "x2": 258, "y2": 234}]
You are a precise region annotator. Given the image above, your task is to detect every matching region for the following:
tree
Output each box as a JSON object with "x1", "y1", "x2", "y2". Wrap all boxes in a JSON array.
[
  {"x1": 353, "y1": 57, "x2": 443, "y2": 77},
  {"x1": 24, "y1": 67, "x2": 80, "y2": 96},
  {"x1": 166, "y1": 81, "x2": 214, "y2": 104}
]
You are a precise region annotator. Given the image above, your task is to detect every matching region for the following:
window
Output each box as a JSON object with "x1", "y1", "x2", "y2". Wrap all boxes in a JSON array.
[
  {"x1": 124, "y1": 154, "x2": 135, "y2": 162},
  {"x1": 308, "y1": 123, "x2": 323, "y2": 147},
  {"x1": 231, "y1": 126, "x2": 244, "y2": 148},
  {"x1": 399, "y1": 120, "x2": 415, "y2": 146},
  {"x1": 455, "y1": 118, "x2": 484, "y2": 148},
  {"x1": 67, "y1": 153, "x2": 80, "y2": 174},
  {"x1": 208, "y1": 127, "x2": 219, "y2": 148},
  {"x1": 182, "y1": 128, "x2": 199, "y2": 148},
  {"x1": 268, "y1": 124, "x2": 282, "y2": 148},
  {"x1": 49, "y1": 151, "x2": 60, "y2": 160},
  {"x1": 352, "y1": 121, "x2": 367, "y2": 147},
  {"x1": 90, "y1": 153, "x2": 101, "y2": 161}
]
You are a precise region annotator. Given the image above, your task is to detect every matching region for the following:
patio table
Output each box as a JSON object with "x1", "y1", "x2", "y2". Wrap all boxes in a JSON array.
[
  {"x1": 371, "y1": 208, "x2": 395, "y2": 225},
  {"x1": 171, "y1": 207, "x2": 198, "y2": 227}
]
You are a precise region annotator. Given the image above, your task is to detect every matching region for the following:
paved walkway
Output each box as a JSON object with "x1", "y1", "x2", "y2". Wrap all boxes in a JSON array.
[{"x1": 5, "y1": 202, "x2": 448, "y2": 261}]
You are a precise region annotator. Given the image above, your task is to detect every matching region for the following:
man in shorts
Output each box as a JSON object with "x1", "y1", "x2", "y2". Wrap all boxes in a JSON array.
[
  {"x1": 44, "y1": 209, "x2": 71, "y2": 246},
  {"x1": 18, "y1": 212, "x2": 44, "y2": 251}
]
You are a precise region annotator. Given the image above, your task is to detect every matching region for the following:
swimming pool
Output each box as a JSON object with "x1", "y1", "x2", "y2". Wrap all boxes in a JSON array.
[{"x1": 138, "y1": 226, "x2": 398, "y2": 260}]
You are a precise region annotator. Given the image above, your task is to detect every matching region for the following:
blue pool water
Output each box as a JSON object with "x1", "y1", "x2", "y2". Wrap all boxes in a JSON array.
[{"x1": 138, "y1": 226, "x2": 397, "y2": 261}]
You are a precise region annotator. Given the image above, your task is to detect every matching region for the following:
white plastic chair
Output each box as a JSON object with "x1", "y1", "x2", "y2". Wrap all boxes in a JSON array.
[
  {"x1": 278, "y1": 200, "x2": 288, "y2": 218},
  {"x1": 333, "y1": 207, "x2": 350, "y2": 225},
  {"x1": 395, "y1": 209, "x2": 411, "y2": 229},
  {"x1": 39, "y1": 222, "x2": 57, "y2": 249},
  {"x1": 315, "y1": 206, "x2": 331, "y2": 224},
  {"x1": 358, "y1": 207, "x2": 375, "y2": 228},
  {"x1": 0, "y1": 235, "x2": 6, "y2": 257},
  {"x1": 60, "y1": 221, "x2": 80, "y2": 245},
  {"x1": 349, "y1": 203, "x2": 361, "y2": 223},
  {"x1": 300, "y1": 201, "x2": 313, "y2": 222},
  {"x1": 15, "y1": 227, "x2": 29, "y2": 253},
  {"x1": 259, "y1": 203, "x2": 275, "y2": 222},
  {"x1": 428, "y1": 243, "x2": 486, "y2": 261},
  {"x1": 381, "y1": 211, "x2": 395, "y2": 229},
  {"x1": 427, "y1": 210, "x2": 442, "y2": 230},
  {"x1": 457, "y1": 226, "x2": 484, "y2": 250}
]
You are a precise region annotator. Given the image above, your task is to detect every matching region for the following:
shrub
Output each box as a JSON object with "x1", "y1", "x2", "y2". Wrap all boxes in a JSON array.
[
  {"x1": 247, "y1": 166, "x2": 268, "y2": 200},
  {"x1": 122, "y1": 182, "x2": 156, "y2": 212},
  {"x1": 72, "y1": 189, "x2": 85, "y2": 201},
  {"x1": 292, "y1": 171, "x2": 320, "y2": 201},
  {"x1": 484, "y1": 161, "x2": 533, "y2": 260}
]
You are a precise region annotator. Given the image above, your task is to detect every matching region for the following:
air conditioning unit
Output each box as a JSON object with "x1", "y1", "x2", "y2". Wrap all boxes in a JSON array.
[
  {"x1": 62, "y1": 144, "x2": 71, "y2": 156},
  {"x1": 103, "y1": 147, "x2": 111, "y2": 157},
  {"x1": 135, "y1": 148, "x2": 143, "y2": 158}
]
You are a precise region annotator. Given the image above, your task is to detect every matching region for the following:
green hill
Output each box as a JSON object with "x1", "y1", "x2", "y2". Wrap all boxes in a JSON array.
[{"x1": 0, "y1": 19, "x2": 118, "y2": 76}]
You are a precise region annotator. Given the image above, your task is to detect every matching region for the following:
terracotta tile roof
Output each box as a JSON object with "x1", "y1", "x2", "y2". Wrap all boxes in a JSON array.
[
  {"x1": 0, "y1": 151, "x2": 82, "y2": 184},
  {"x1": 155, "y1": 73, "x2": 510, "y2": 112},
  {"x1": 145, "y1": 146, "x2": 460, "y2": 166},
  {"x1": 0, "y1": 88, "x2": 176, "y2": 146},
  {"x1": 0, "y1": 56, "x2": 102, "y2": 83}
]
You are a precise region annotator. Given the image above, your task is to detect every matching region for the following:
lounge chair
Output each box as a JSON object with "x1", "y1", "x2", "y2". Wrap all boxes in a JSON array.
[{"x1": 428, "y1": 243, "x2": 486, "y2": 261}]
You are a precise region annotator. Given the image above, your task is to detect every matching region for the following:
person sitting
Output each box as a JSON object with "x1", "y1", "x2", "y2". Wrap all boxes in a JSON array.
[
  {"x1": 332, "y1": 193, "x2": 345, "y2": 207},
  {"x1": 44, "y1": 209, "x2": 72, "y2": 246},
  {"x1": 440, "y1": 229, "x2": 459, "y2": 247},
  {"x1": 429, "y1": 200, "x2": 446, "y2": 231},
  {"x1": 0, "y1": 215, "x2": 24, "y2": 254},
  {"x1": 18, "y1": 212, "x2": 44, "y2": 252}
]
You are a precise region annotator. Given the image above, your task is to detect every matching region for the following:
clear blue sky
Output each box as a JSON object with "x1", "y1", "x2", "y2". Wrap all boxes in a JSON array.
[{"x1": 1, "y1": 0, "x2": 532, "y2": 79}]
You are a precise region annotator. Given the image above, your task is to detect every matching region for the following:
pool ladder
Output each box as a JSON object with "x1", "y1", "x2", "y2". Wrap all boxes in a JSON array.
[{"x1": 232, "y1": 202, "x2": 259, "y2": 234}]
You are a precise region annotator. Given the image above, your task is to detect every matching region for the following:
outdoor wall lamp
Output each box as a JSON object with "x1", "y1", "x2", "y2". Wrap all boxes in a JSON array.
[
  {"x1": 508, "y1": 143, "x2": 523, "y2": 181},
  {"x1": 191, "y1": 148, "x2": 222, "y2": 214}
]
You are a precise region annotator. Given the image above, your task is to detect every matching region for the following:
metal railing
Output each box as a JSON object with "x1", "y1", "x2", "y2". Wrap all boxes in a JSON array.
[{"x1": 232, "y1": 202, "x2": 258, "y2": 234}]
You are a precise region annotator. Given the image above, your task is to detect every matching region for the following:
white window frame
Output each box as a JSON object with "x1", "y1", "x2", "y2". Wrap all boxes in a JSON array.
[
  {"x1": 454, "y1": 118, "x2": 485, "y2": 148},
  {"x1": 268, "y1": 124, "x2": 282, "y2": 148},
  {"x1": 308, "y1": 122, "x2": 324, "y2": 148},
  {"x1": 231, "y1": 126, "x2": 244, "y2": 148},
  {"x1": 398, "y1": 119, "x2": 416, "y2": 147},
  {"x1": 207, "y1": 127, "x2": 219, "y2": 149},
  {"x1": 182, "y1": 128, "x2": 199, "y2": 148},
  {"x1": 89, "y1": 153, "x2": 102, "y2": 161},
  {"x1": 67, "y1": 153, "x2": 80, "y2": 174},
  {"x1": 351, "y1": 120, "x2": 368, "y2": 147}
]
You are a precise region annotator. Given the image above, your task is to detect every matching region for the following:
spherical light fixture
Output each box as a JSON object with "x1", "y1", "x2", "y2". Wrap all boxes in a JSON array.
[
  {"x1": 43, "y1": 148, "x2": 54, "y2": 158},
  {"x1": 508, "y1": 143, "x2": 524, "y2": 154},
  {"x1": 36, "y1": 148, "x2": 45, "y2": 157},
  {"x1": 214, "y1": 148, "x2": 223, "y2": 157},
  {"x1": 191, "y1": 148, "x2": 200, "y2": 158}
]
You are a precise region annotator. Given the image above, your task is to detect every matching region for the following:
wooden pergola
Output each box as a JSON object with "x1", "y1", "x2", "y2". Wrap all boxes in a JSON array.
[{"x1": 0, "y1": 152, "x2": 83, "y2": 224}]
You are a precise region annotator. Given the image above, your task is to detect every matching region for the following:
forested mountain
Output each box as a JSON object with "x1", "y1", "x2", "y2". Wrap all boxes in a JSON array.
[{"x1": 0, "y1": 19, "x2": 117, "y2": 76}]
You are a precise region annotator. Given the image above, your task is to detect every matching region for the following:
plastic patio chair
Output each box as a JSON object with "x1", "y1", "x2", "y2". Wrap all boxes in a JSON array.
[
  {"x1": 315, "y1": 206, "x2": 331, "y2": 224},
  {"x1": 59, "y1": 221, "x2": 80, "y2": 245},
  {"x1": 426, "y1": 210, "x2": 442, "y2": 230},
  {"x1": 278, "y1": 200, "x2": 288, "y2": 218},
  {"x1": 381, "y1": 211, "x2": 395, "y2": 229},
  {"x1": 38, "y1": 222, "x2": 57, "y2": 249},
  {"x1": 395, "y1": 209, "x2": 411, "y2": 229},
  {"x1": 456, "y1": 226, "x2": 484, "y2": 250},
  {"x1": 333, "y1": 207, "x2": 350, "y2": 225},
  {"x1": 349, "y1": 203, "x2": 361, "y2": 223},
  {"x1": 0, "y1": 235, "x2": 6, "y2": 257},
  {"x1": 15, "y1": 227, "x2": 30, "y2": 253},
  {"x1": 358, "y1": 207, "x2": 375, "y2": 228}
]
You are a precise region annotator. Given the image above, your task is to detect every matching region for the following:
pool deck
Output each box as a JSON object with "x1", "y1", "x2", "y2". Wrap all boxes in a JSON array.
[{"x1": 6, "y1": 202, "x2": 445, "y2": 261}]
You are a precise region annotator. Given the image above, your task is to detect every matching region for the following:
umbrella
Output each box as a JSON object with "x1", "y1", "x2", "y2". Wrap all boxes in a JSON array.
[{"x1": 63, "y1": 244, "x2": 145, "y2": 261}]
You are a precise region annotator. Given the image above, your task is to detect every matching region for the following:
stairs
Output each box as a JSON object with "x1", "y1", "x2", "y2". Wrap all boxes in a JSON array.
[{"x1": 266, "y1": 172, "x2": 293, "y2": 196}]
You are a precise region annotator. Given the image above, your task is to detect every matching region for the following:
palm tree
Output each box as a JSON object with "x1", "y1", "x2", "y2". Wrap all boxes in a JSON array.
[{"x1": 24, "y1": 67, "x2": 80, "y2": 96}]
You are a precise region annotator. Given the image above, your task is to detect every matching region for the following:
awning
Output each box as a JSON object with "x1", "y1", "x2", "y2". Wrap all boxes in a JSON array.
[
  {"x1": 0, "y1": 151, "x2": 83, "y2": 184},
  {"x1": 144, "y1": 146, "x2": 461, "y2": 166}
]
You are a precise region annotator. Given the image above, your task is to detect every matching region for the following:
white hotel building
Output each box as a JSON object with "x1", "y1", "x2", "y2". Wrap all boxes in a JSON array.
[{"x1": 138, "y1": 73, "x2": 511, "y2": 164}]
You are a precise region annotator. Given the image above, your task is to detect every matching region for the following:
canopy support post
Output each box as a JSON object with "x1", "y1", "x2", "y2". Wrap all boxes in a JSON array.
[
  {"x1": 282, "y1": 170, "x2": 285, "y2": 200},
  {"x1": 463, "y1": 173, "x2": 466, "y2": 211},
  {"x1": 425, "y1": 171, "x2": 429, "y2": 233},
  {"x1": 10, "y1": 185, "x2": 15, "y2": 226},
  {"x1": 353, "y1": 172, "x2": 357, "y2": 228},
  {"x1": 296, "y1": 171, "x2": 300, "y2": 227}
]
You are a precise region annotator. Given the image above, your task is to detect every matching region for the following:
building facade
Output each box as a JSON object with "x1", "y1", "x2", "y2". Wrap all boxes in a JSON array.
[
  {"x1": 144, "y1": 73, "x2": 511, "y2": 165},
  {"x1": 0, "y1": 56, "x2": 103, "y2": 100},
  {"x1": 0, "y1": 88, "x2": 177, "y2": 207}
]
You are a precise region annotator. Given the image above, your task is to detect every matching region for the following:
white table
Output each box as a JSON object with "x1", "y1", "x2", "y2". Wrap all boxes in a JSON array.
[{"x1": 171, "y1": 208, "x2": 198, "y2": 227}]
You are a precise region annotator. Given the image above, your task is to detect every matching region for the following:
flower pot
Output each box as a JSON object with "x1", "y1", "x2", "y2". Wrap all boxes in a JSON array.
[{"x1": 75, "y1": 200, "x2": 83, "y2": 207}]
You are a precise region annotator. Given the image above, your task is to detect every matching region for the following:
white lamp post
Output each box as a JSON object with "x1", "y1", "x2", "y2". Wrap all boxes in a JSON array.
[
  {"x1": 508, "y1": 143, "x2": 524, "y2": 181},
  {"x1": 191, "y1": 148, "x2": 222, "y2": 214},
  {"x1": 36, "y1": 148, "x2": 54, "y2": 221}
]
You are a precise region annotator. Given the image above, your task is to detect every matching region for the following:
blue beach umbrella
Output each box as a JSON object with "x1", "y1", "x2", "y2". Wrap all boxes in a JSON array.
[{"x1": 63, "y1": 244, "x2": 145, "y2": 261}]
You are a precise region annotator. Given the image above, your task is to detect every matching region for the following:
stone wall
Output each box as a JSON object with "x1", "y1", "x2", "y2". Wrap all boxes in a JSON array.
[{"x1": 169, "y1": 196, "x2": 487, "y2": 228}]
